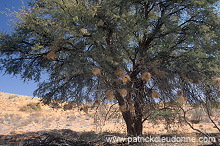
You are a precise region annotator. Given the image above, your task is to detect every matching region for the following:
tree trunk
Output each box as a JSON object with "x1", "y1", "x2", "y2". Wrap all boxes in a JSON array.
[
  {"x1": 122, "y1": 111, "x2": 143, "y2": 136},
  {"x1": 122, "y1": 76, "x2": 145, "y2": 136},
  {"x1": 134, "y1": 116, "x2": 143, "y2": 136},
  {"x1": 122, "y1": 111, "x2": 135, "y2": 136},
  {"x1": 133, "y1": 93, "x2": 144, "y2": 136},
  {"x1": 116, "y1": 78, "x2": 144, "y2": 136}
]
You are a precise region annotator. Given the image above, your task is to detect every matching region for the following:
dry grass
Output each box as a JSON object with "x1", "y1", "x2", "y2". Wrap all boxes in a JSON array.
[{"x1": 19, "y1": 103, "x2": 42, "y2": 112}]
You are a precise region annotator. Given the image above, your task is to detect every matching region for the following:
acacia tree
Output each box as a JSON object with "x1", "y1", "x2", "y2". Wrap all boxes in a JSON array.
[{"x1": 0, "y1": 0, "x2": 220, "y2": 136}]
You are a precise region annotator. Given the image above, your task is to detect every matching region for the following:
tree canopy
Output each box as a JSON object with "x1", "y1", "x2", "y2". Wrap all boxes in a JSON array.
[{"x1": 0, "y1": 0, "x2": 220, "y2": 135}]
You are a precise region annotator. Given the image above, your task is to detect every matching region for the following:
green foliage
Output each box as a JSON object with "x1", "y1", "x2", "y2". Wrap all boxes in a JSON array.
[
  {"x1": 150, "y1": 109, "x2": 175, "y2": 121},
  {"x1": 20, "y1": 103, "x2": 42, "y2": 112},
  {"x1": 148, "y1": 106, "x2": 181, "y2": 132},
  {"x1": 1, "y1": 0, "x2": 219, "y2": 101},
  {"x1": 0, "y1": 0, "x2": 220, "y2": 135}
]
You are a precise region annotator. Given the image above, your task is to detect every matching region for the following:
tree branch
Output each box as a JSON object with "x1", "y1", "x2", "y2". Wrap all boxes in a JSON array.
[{"x1": 180, "y1": 106, "x2": 218, "y2": 145}]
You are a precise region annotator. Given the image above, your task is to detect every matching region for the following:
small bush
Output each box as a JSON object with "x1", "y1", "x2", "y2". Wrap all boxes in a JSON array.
[
  {"x1": 0, "y1": 118, "x2": 5, "y2": 124},
  {"x1": 190, "y1": 108, "x2": 204, "y2": 124},
  {"x1": 20, "y1": 103, "x2": 42, "y2": 112},
  {"x1": 3, "y1": 114, "x2": 23, "y2": 126},
  {"x1": 8, "y1": 95, "x2": 18, "y2": 99},
  {"x1": 67, "y1": 115, "x2": 76, "y2": 121}
]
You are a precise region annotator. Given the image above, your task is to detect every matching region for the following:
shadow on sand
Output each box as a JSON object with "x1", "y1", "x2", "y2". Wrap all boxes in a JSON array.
[{"x1": 0, "y1": 129, "x2": 219, "y2": 146}]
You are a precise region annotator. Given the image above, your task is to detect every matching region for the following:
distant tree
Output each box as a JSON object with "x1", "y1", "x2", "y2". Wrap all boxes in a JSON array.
[{"x1": 0, "y1": 0, "x2": 220, "y2": 136}]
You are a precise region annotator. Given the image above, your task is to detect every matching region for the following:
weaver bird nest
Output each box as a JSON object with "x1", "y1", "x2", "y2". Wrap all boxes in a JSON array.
[
  {"x1": 121, "y1": 75, "x2": 131, "y2": 83},
  {"x1": 46, "y1": 51, "x2": 56, "y2": 60},
  {"x1": 118, "y1": 89, "x2": 128, "y2": 97},
  {"x1": 177, "y1": 90, "x2": 183, "y2": 96},
  {"x1": 105, "y1": 90, "x2": 115, "y2": 101},
  {"x1": 141, "y1": 72, "x2": 152, "y2": 81},
  {"x1": 151, "y1": 91, "x2": 160, "y2": 98},
  {"x1": 92, "y1": 68, "x2": 101, "y2": 75},
  {"x1": 115, "y1": 69, "x2": 125, "y2": 77},
  {"x1": 177, "y1": 96, "x2": 188, "y2": 102}
]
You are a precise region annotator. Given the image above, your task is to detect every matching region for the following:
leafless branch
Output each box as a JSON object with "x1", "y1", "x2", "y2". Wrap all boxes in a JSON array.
[{"x1": 180, "y1": 106, "x2": 219, "y2": 145}]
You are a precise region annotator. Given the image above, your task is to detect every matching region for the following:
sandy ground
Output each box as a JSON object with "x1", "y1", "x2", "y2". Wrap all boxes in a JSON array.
[
  {"x1": 0, "y1": 92, "x2": 219, "y2": 145},
  {"x1": 0, "y1": 92, "x2": 127, "y2": 135}
]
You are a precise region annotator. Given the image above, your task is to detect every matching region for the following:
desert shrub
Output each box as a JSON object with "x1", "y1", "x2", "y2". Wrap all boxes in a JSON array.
[
  {"x1": 20, "y1": 102, "x2": 42, "y2": 112},
  {"x1": 0, "y1": 118, "x2": 5, "y2": 124},
  {"x1": 150, "y1": 109, "x2": 177, "y2": 123},
  {"x1": 8, "y1": 95, "x2": 18, "y2": 99},
  {"x1": 149, "y1": 107, "x2": 182, "y2": 131},
  {"x1": 63, "y1": 103, "x2": 73, "y2": 111},
  {"x1": 62, "y1": 101, "x2": 78, "y2": 111},
  {"x1": 50, "y1": 102, "x2": 62, "y2": 109},
  {"x1": 67, "y1": 115, "x2": 76, "y2": 121},
  {"x1": 28, "y1": 113, "x2": 43, "y2": 124},
  {"x1": 4, "y1": 113, "x2": 16, "y2": 120},
  {"x1": 14, "y1": 119, "x2": 32, "y2": 127},
  {"x1": 190, "y1": 107, "x2": 204, "y2": 124},
  {"x1": 209, "y1": 101, "x2": 220, "y2": 109},
  {"x1": 3, "y1": 113, "x2": 23, "y2": 126},
  {"x1": 201, "y1": 117, "x2": 211, "y2": 123}
]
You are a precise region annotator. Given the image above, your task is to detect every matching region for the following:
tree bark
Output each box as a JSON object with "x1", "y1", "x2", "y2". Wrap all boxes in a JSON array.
[
  {"x1": 134, "y1": 116, "x2": 143, "y2": 136},
  {"x1": 122, "y1": 108, "x2": 143, "y2": 136},
  {"x1": 122, "y1": 111, "x2": 136, "y2": 136},
  {"x1": 116, "y1": 79, "x2": 144, "y2": 136}
]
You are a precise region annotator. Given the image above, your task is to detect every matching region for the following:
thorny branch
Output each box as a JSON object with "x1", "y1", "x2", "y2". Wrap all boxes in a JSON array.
[{"x1": 180, "y1": 106, "x2": 219, "y2": 146}]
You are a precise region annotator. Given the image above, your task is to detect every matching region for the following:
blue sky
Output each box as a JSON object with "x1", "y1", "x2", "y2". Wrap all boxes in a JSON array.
[{"x1": 0, "y1": 0, "x2": 38, "y2": 96}]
